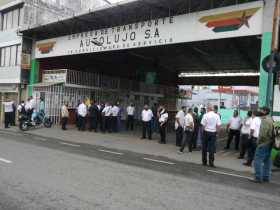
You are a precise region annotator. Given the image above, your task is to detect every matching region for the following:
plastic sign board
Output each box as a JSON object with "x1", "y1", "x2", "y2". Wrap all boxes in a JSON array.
[{"x1": 35, "y1": 1, "x2": 263, "y2": 59}]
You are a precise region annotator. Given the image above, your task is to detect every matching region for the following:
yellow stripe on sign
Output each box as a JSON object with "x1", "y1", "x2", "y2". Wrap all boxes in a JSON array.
[{"x1": 199, "y1": 7, "x2": 261, "y2": 23}]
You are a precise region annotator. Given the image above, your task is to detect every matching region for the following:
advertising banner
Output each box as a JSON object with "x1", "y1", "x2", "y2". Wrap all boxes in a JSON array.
[{"x1": 35, "y1": 1, "x2": 263, "y2": 59}]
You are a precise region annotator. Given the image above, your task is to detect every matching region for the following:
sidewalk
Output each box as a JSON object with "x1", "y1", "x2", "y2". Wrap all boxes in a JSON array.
[{"x1": 1, "y1": 124, "x2": 253, "y2": 173}]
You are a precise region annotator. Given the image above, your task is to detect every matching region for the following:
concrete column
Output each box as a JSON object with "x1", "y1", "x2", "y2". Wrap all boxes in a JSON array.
[
  {"x1": 28, "y1": 59, "x2": 39, "y2": 96},
  {"x1": 258, "y1": 0, "x2": 275, "y2": 107}
]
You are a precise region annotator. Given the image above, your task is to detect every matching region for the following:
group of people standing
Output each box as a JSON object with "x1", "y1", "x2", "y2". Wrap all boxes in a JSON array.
[
  {"x1": 61, "y1": 100, "x2": 129, "y2": 133},
  {"x1": 225, "y1": 107, "x2": 275, "y2": 183},
  {"x1": 3, "y1": 96, "x2": 45, "y2": 128},
  {"x1": 175, "y1": 105, "x2": 221, "y2": 167}
]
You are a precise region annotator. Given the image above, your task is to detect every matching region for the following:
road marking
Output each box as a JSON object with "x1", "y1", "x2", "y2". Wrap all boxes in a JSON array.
[
  {"x1": 0, "y1": 131, "x2": 23, "y2": 136},
  {"x1": 33, "y1": 136, "x2": 47, "y2": 141},
  {"x1": 208, "y1": 169, "x2": 253, "y2": 180},
  {"x1": 60, "y1": 142, "x2": 81, "y2": 147},
  {"x1": 143, "y1": 158, "x2": 175, "y2": 165},
  {"x1": 98, "y1": 149, "x2": 123, "y2": 155},
  {"x1": 0, "y1": 157, "x2": 13, "y2": 164}
]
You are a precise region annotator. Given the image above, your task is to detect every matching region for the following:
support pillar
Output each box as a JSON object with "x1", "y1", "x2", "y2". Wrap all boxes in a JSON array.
[
  {"x1": 28, "y1": 59, "x2": 39, "y2": 96},
  {"x1": 258, "y1": 0, "x2": 277, "y2": 107},
  {"x1": 259, "y1": 32, "x2": 272, "y2": 107}
]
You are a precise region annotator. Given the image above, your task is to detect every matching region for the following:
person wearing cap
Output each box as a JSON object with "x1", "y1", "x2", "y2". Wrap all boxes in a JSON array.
[
  {"x1": 200, "y1": 104, "x2": 222, "y2": 167},
  {"x1": 251, "y1": 107, "x2": 274, "y2": 183}
]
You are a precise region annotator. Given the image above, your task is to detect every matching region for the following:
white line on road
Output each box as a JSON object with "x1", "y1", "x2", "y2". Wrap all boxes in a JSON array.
[
  {"x1": 143, "y1": 158, "x2": 175, "y2": 165},
  {"x1": 33, "y1": 136, "x2": 47, "y2": 141},
  {"x1": 0, "y1": 157, "x2": 13, "y2": 164},
  {"x1": 60, "y1": 142, "x2": 81, "y2": 147},
  {"x1": 208, "y1": 169, "x2": 253, "y2": 180},
  {"x1": 0, "y1": 131, "x2": 23, "y2": 136},
  {"x1": 98, "y1": 149, "x2": 123, "y2": 155}
]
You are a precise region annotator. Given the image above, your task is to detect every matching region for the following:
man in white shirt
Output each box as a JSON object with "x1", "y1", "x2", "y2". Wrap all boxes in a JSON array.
[
  {"x1": 225, "y1": 110, "x2": 242, "y2": 150},
  {"x1": 201, "y1": 104, "x2": 222, "y2": 167},
  {"x1": 77, "y1": 100, "x2": 87, "y2": 131},
  {"x1": 243, "y1": 110, "x2": 261, "y2": 166},
  {"x1": 141, "y1": 104, "x2": 153, "y2": 140},
  {"x1": 239, "y1": 110, "x2": 253, "y2": 159},
  {"x1": 102, "y1": 103, "x2": 112, "y2": 133},
  {"x1": 175, "y1": 106, "x2": 186, "y2": 147},
  {"x1": 126, "y1": 103, "x2": 135, "y2": 131},
  {"x1": 3, "y1": 100, "x2": 14, "y2": 128},
  {"x1": 158, "y1": 105, "x2": 168, "y2": 144},
  {"x1": 25, "y1": 96, "x2": 34, "y2": 121},
  {"x1": 111, "y1": 103, "x2": 120, "y2": 132},
  {"x1": 179, "y1": 108, "x2": 194, "y2": 153}
]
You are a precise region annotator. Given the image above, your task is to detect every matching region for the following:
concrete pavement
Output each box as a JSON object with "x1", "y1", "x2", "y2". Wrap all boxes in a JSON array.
[{"x1": 16, "y1": 125, "x2": 254, "y2": 173}]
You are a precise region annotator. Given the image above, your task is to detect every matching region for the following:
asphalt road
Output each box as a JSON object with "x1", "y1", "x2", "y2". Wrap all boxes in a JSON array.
[{"x1": 0, "y1": 130, "x2": 279, "y2": 210}]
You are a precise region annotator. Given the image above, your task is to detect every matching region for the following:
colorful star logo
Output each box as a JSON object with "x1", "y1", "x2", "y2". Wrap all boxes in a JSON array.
[{"x1": 199, "y1": 7, "x2": 261, "y2": 33}]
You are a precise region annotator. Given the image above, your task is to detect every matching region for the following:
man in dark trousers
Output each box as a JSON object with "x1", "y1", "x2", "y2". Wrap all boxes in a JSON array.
[
  {"x1": 3, "y1": 100, "x2": 14, "y2": 128},
  {"x1": 175, "y1": 106, "x2": 186, "y2": 147},
  {"x1": 126, "y1": 103, "x2": 135, "y2": 131},
  {"x1": 141, "y1": 104, "x2": 153, "y2": 140},
  {"x1": 88, "y1": 100, "x2": 99, "y2": 132},
  {"x1": 201, "y1": 104, "x2": 222, "y2": 167},
  {"x1": 192, "y1": 107, "x2": 199, "y2": 149},
  {"x1": 225, "y1": 110, "x2": 242, "y2": 150}
]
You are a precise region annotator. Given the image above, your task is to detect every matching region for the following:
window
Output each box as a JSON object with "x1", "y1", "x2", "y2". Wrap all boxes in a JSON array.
[
  {"x1": 0, "y1": 44, "x2": 21, "y2": 67},
  {"x1": 16, "y1": 45, "x2": 21, "y2": 65},
  {"x1": 0, "y1": 48, "x2": 5, "y2": 67},
  {"x1": 5, "y1": 46, "x2": 11, "y2": 66},
  {"x1": 10, "y1": 45, "x2": 17, "y2": 66},
  {"x1": 1, "y1": 7, "x2": 23, "y2": 31}
]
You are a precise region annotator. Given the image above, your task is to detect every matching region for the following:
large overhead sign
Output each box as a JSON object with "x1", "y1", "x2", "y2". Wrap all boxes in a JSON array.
[{"x1": 35, "y1": 1, "x2": 263, "y2": 59}]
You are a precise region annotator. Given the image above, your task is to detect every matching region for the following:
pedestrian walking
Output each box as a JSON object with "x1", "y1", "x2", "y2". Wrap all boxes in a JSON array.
[
  {"x1": 61, "y1": 102, "x2": 69, "y2": 130},
  {"x1": 126, "y1": 103, "x2": 135, "y2": 131},
  {"x1": 102, "y1": 103, "x2": 112, "y2": 133},
  {"x1": 141, "y1": 104, "x2": 153, "y2": 140},
  {"x1": 175, "y1": 106, "x2": 186, "y2": 147},
  {"x1": 158, "y1": 106, "x2": 168, "y2": 144},
  {"x1": 77, "y1": 100, "x2": 87, "y2": 131},
  {"x1": 225, "y1": 110, "x2": 242, "y2": 150},
  {"x1": 243, "y1": 110, "x2": 261, "y2": 167},
  {"x1": 201, "y1": 104, "x2": 222, "y2": 167},
  {"x1": 178, "y1": 108, "x2": 194, "y2": 153},
  {"x1": 251, "y1": 107, "x2": 274, "y2": 183},
  {"x1": 88, "y1": 100, "x2": 99, "y2": 132},
  {"x1": 238, "y1": 111, "x2": 253, "y2": 159},
  {"x1": 3, "y1": 100, "x2": 14, "y2": 128}
]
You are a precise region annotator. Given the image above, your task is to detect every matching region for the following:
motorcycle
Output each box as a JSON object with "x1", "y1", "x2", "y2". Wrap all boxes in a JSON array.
[{"x1": 19, "y1": 112, "x2": 52, "y2": 131}]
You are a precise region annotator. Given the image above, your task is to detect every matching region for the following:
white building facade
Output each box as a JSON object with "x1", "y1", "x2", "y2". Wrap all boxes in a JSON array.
[{"x1": 0, "y1": 0, "x2": 106, "y2": 122}]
